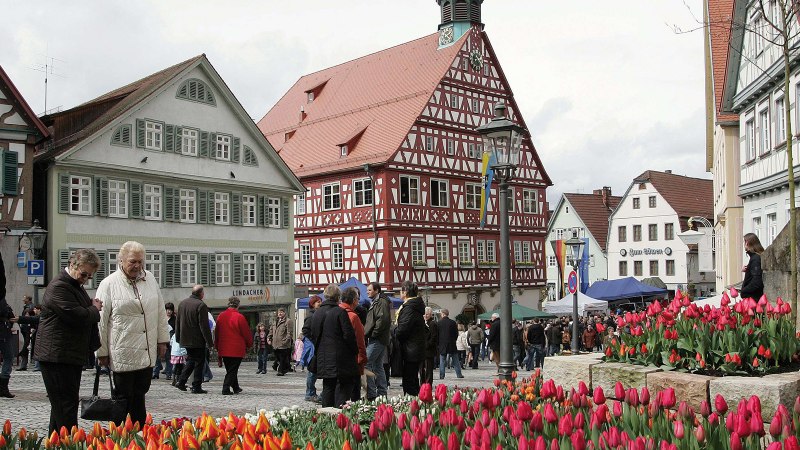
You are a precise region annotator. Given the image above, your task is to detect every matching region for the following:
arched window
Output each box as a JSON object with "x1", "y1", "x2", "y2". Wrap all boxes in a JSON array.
[
  {"x1": 176, "y1": 79, "x2": 216, "y2": 106},
  {"x1": 242, "y1": 145, "x2": 259, "y2": 166}
]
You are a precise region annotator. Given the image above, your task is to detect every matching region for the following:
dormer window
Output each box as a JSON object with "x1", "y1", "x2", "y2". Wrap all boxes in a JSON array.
[
  {"x1": 285, "y1": 130, "x2": 296, "y2": 142},
  {"x1": 307, "y1": 92, "x2": 315, "y2": 103},
  {"x1": 337, "y1": 124, "x2": 368, "y2": 158},
  {"x1": 304, "y1": 79, "x2": 329, "y2": 105},
  {"x1": 176, "y1": 79, "x2": 216, "y2": 106},
  {"x1": 340, "y1": 145, "x2": 348, "y2": 157}
]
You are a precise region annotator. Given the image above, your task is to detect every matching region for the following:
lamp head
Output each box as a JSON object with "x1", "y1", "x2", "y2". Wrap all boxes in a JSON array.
[{"x1": 476, "y1": 100, "x2": 526, "y2": 167}]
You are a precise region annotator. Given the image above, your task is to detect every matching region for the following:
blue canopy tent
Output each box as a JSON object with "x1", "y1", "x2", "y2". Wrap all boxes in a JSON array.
[
  {"x1": 295, "y1": 277, "x2": 403, "y2": 309},
  {"x1": 586, "y1": 277, "x2": 668, "y2": 301}
]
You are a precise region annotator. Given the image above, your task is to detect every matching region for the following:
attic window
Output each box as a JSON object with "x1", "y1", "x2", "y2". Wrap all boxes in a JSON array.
[
  {"x1": 304, "y1": 79, "x2": 329, "y2": 104},
  {"x1": 638, "y1": 183, "x2": 646, "y2": 190},
  {"x1": 111, "y1": 124, "x2": 132, "y2": 147},
  {"x1": 242, "y1": 145, "x2": 258, "y2": 166},
  {"x1": 285, "y1": 130, "x2": 296, "y2": 142},
  {"x1": 307, "y1": 92, "x2": 315, "y2": 103},
  {"x1": 340, "y1": 145, "x2": 348, "y2": 157},
  {"x1": 337, "y1": 123, "x2": 369, "y2": 158},
  {"x1": 176, "y1": 79, "x2": 216, "y2": 106}
]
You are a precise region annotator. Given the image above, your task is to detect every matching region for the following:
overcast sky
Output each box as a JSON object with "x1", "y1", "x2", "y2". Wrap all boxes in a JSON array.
[{"x1": 2, "y1": 0, "x2": 709, "y2": 206}]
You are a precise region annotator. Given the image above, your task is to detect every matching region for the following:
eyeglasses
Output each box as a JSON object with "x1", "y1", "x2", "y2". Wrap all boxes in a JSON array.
[{"x1": 80, "y1": 271, "x2": 93, "y2": 279}]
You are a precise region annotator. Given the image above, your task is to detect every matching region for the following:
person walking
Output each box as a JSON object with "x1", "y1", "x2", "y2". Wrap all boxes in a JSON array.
[
  {"x1": 526, "y1": 319, "x2": 546, "y2": 370},
  {"x1": 0, "y1": 251, "x2": 16, "y2": 399},
  {"x1": 512, "y1": 320, "x2": 524, "y2": 369},
  {"x1": 269, "y1": 308, "x2": 292, "y2": 376},
  {"x1": 437, "y1": 309, "x2": 463, "y2": 380},
  {"x1": 420, "y1": 307, "x2": 438, "y2": 385},
  {"x1": 169, "y1": 330, "x2": 186, "y2": 386},
  {"x1": 153, "y1": 302, "x2": 175, "y2": 380},
  {"x1": 487, "y1": 313, "x2": 501, "y2": 368},
  {"x1": 31, "y1": 249, "x2": 103, "y2": 431},
  {"x1": 308, "y1": 284, "x2": 358, "y2": 408},
  {"x1": 301, "y1": 295, "x2": 322, "y2": 402},
  {"x1": 740, "y1": 233, "x2": 765, "y2": 300},
  {"x1": 467, "y1": 322, "x2": 483, "y2": 369},
  {"x1": 340, "y1": 287, "x2": 366, "y2": 402},
  {"x1": 363, "y1": 282, "x2": 390, "y2": 401},
  {"x1": 215, "y1": 296, "x2": 253, "y2": 395},
  {"x1": 97, "y1": 241, "x2": 170, "y2": 427},
  {"x1": 456, "y1": 324, "x2": 469, "y2": 370},
  {"x1": 16, "y1": 295, "x2": 33, "y2": 371},
  {"x1": 173, "y1": 285, "x2": 214, "y2": 394},
  {"x1": 253, "y1": 323, "x2": 269, "y2": 374},
  {"x1": 582, "y1": 324, "x2": 598, "y2": 352},
  {"x1": 395, "y1": 281, "x2": 426, "y2": 396}
]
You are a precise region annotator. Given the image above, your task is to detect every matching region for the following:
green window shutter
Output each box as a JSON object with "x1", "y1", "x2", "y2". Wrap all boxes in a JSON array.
[
  {"x1": 232, "y1": 253, "x2": 243, "y2": 286},
  {"x1": 2, "y1": 150, "x2": 18, "y2": 195},
  {"x1": 231, "y1": 192, "x2": 242, "y2": 226},
  {"x1": 282, "y1": 254, "x2": 290, "y2": 285},
  {"x1": 58, "y1": 173, "x2": 71, "y2": 213},
  {"x1": 130, "y1": 181, "x2": 143, "y2": 219},
  {"x1": 208, "y1": 253, "x2": 217, "y2": 286},
  {"x1": 199, "y1": 131, "x2": 209, "y2": 157},
  {"x1": 209, "y1": 133, "x2": 217, "y2": 159},
  {"x1": 199, "y1": 254, "x2": 210, "y2": 286},
  {"x1": 136, "y1": 119, "x2": 146, "y2": 148},
  {"x1": 164, "y1": 187, "x2": 175, "y2": 222},
  {"x1": 95, "y1": 251, "x2": 108, "y2": 285},
  {"x1": 95, "y1": 177, "x2": 109, "y2": 217},
  {"x1": 232, "y1": 137, "x2": 240, "y2": 163},
  {"x1": 175, "y1": 127, "x2": 183, "y2": 154},
  {"x1": 198, "y1": 190, "x2": 209, "y2": 224},
  {"x1": 111, "y1": 125, "x2": 132, "y2": 147},
  {"x1": 165, "y1": 125, "x2": 175, "y2": 152},
  {"x1": 259, "y1": 254, "x2": 269, "y2": 285},
  {"x1": 257, "y1": 195, "x2": 266, "y2": 227},
  {"x1": 164, "y1": 253, "x2": 178, "y2": 287},
  {"x1": 58, "y1": 249, "x2": 71, "y2": 271},
  {"x1": 282, "y1": 198, "x2": 290, "y2": 228}
]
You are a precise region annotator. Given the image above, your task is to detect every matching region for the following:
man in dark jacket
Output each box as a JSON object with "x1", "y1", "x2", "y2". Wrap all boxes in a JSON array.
[
  {"x1": 301, "y1": 295, "x2": 322, "y2": 402},
  {"x1": 419, "y1": 306, "x2": 438, "y2": 386},
  {"x1": 437, "y1": 309, "x2": 463, "y2": 379},
  {"x1": 526, "y1": 319, "x2": 546, "y2": 370},
  {"x1": 487, "y1": 313, "x2": 501, "y2": 369},
  {"x1": 467, "y1": 323, "x2": 483, "y2": 369},
  {"x1": 545, "y1": 320, "x2": 562, "y2": 357},
  {"x1": 395, "y1": 280, "x2": 425, "y2": 396},
  {"x1": 0, "y1": 252, "x2": 16, "y2": 399},
  {"x1": 364, "y1": 282, "x2": 390, "y2": 400},
  {"x1": 308, "y1": 284, "x2": 358, "y2": 408},
  {"x1": 174, "y1": 285, "x2": 213, "y2": 394}
]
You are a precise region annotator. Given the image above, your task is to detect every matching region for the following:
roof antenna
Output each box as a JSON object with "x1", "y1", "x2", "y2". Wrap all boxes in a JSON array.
[{"x1": 29, "y1": 45, "x2": 66, "y2": 115}]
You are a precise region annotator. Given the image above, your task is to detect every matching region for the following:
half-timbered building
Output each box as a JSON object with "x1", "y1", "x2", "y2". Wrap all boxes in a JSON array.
[
  {"x1": 0, "y1": 65, "x2": 50, "y2": 313},
  {"x1": 258, "y1": 0, "x2": 551, "y2": 318}
]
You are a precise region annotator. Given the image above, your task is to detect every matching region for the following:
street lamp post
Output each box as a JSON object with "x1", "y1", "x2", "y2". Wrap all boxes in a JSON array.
[
  {"x1": 24, "y1": 219, "x2": 48, "y2": 260},
  {"x1": 477, "y1": 100, "x2": 526, "y2": 382},
  {"x1": 565, "y1": 230, "x2": 585, "y2": 354}
]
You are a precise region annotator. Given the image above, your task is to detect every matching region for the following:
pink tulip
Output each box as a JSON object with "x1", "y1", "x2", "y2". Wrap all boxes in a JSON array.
[
  {"x1": 533, "y1": 436, "x2": 546, "y2": 450},
  {"x1": 785, "y1": 436, "x2": 800, "y2": 450},
  {"x1": 770, "y1": 415, "x2": 783, "y2": 438},
  {"x1": 368, "y1": 421, "x2": 378, "y2": 440},
  {"x1": 700, "y1": 400, "x2": 711, "y2": 418},
  {"x1": 530, "y1": 412, "x2": 543, "y2": 432},
  {"x1": 427, "y1": 435, "x2": 444, "y2": 450},
  {"x1": 447, "y1": 432, "x2": 459, "y2": 450},
  {"x1": 401, "y1": 430, "x2": 413, "y2": 450},
  {"x1": 570, "y1": 430, "x2": 586, "y2": 450},
  {"x1": 730, "y1": 287, "x2": 739, "y2": 298},
  {"x1": 578, "y1": 381, "x2": 589, "y2": 396},
  {"x1": 730, "y1": 433, "x2": 742, "y2": 450},
  {"x1": 593, "y1": 387, "x2": 606, "y2": 405},
  {"x1": 488, "y1": 419, "x2": 498, "y2": 438},
  {"x1": 557, "y1": 414, "x2": 573, "y2": 436},
  {"x1": 518, "y1": 435, "x2": 528, "y2": 450},
  {"x1": 673, "y1": 421, "x2": 684, "y2": 439},
  {"x1": 765, "y1": 443, "x2": 782, "y2": 450},
  {"x1": 452, "y1": 390, "x2": 462, "y2": 405},
  {"x1": 543, "y1": 404, "x2": 558, "y2": 424},
  {"x1": 694, "y1": 424, "x2": 705, "y2": 443}
]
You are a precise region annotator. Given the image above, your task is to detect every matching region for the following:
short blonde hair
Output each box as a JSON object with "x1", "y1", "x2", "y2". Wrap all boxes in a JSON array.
[{"x1": 117, "y1": 241, "x2": 145, "y2": 264}]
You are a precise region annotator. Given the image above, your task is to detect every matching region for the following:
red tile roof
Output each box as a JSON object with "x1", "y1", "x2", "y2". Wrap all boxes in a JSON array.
[
  {"x1": 707, "y1": 0, "x2": 738, "y2": 122},
  {"x1": 0, "y1": 65, "x2": 50, "y2": 139},
  {"x1": 257, "y1": 32, "x2": 467, "y2": 176},
  {"x1": 634, "y1": 171, "x2": 713, "y2": 231},
  {"x1": 564, "y1": 191, "x2": 622, "y2": 252}
]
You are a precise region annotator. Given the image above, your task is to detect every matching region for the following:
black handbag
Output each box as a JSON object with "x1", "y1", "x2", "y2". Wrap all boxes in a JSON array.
[{"x1": 80, "y1": 369, "x2": 128, "y2": 423}]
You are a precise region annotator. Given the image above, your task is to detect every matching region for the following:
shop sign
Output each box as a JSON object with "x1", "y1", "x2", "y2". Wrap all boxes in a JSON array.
[
  {"x1": 232, "y1": 287, "x2": 271, "y2": 304},
  {"x1": 619, "y1": 247, "x2": 672, "y2": 257}
]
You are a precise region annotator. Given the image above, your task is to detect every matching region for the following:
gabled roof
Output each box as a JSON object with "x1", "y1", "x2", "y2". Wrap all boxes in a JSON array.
[
  {"x1": 257, "y1": 32, "x2": 467, "y2": 176},
  {"x1": 0, "y1": 65, "x2": 50, "y2": 139},
  {"x1": 706, "y1": 0, "x2": 738, "y2": 122},
  {"x1": 633, "y1": 170, "x2": 713, "y2": 230},
  {"x1": 563, "y1": 192, "x2": 622, "y2": 252}
]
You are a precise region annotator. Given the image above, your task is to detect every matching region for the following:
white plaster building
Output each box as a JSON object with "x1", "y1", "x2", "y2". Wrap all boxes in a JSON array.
[{"x1": 607, "y1": 171, "x2": 715, "y2": 297}]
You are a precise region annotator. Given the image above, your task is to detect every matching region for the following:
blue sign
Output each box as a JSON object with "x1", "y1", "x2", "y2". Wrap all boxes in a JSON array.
[
  {"x1": 27, "y1": 260, "x2": 45, "y2": 277},
  {"x1": 16, "y1": 252, "x2": 27, "y2": 268},
  {"x1": 568, "y1": 271, "x2": 578, "y2": 294}
]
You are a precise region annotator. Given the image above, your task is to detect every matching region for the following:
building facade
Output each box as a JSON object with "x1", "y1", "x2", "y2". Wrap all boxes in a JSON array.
[
  {"x1": 34, "y1": 55, "x2": 304, "y2": 323},
  {"x1": 258, "y1": 0, "x2": 551, "y2": 319},
  {"x1": 607, "y1": 171, "x2": 715, "y2": 298},
  {"x1": 0, "y1": 66, "x2": 50, "y2": 314}
]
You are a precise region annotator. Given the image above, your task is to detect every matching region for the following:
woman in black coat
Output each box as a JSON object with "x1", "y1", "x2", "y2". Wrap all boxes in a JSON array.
[
  {"x1": 308, "y1": 284, "x2": 357, "y2": 408},
  {"x1": 395, "y1": 280, "x2": 426, "y2": 396},
  {"x1": 740, "y1": 233, "x2": 765, "y2": 300}
]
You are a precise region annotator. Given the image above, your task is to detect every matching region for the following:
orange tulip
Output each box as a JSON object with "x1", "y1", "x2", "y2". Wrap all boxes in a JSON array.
[
  {"x1": 305, "y1": 443, "x2": 315, "y2": 450},
  {"x1": 124, "y1": 416, "x2": 135, "y2": 433},
  {"x1": 74, "y1": 428, "x2": 87, "y2": 443},
  {"x1": 48, "y1": 430, "x2": 60, "y2": 448},
  {"x1": 145, "y1": 414, "x2": 153, "y2": 426},
  {"x1": 342, "y1": 441, "x2": 352, "y2": 450},
  {"x1": 0, "y1": 435, "x2": 7, "y2": 448},
  {"x1": 3, "y1": 419, "x2": 11, "y2": 435},
  {"x1": 254, "y1": 413, "x2": 271, "y2": 436},
  {"x1": 18, "y1": 427, "x2": 27, "y2": 440}
]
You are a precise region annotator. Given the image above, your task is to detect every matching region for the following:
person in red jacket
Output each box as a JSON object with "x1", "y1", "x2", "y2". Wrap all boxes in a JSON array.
[
  {"x1": 340, "y1": 287, "x2": 367, "y2": 402},
  {"x1": 214, "y1": 297, "x2": 253, "y2": 395}
]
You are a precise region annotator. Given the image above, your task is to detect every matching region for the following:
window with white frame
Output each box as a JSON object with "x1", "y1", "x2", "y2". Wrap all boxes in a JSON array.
[
  {"x1": 180, "y1": 254, "x2": 197, "y2": 286},
  {"x1": 108, "y1": 251, "x2": 118, "y2": 275},
  {"x1": 214, "y1": 192, "x2": 230, "y2": 225},
  {"x1": 180, "y1": 189, "x2": 196, "y2": 223},
  {"x1": 215, "y1": 254, "x2": 231, "y2": 286},
  {"x1": 754, "y1": 15, "x2": 765, "y2": 55},
  {"x1": 775, "y1": 97, "x2": 786, "y2": 144},
  {"x1": 619, "y1": 261, "x2": 628, "y2": 276},
  {"x1": 665, "y1": 223, "x2": 674, "y2": 240},
  {"x1": 648, "y1": 224, "x2": 658, "y2": 241},
  {"x1": 431, "y1": 179, "x2": 449, "y2": 207},
  {"x1": 322, "y1": 183, "x2": 341, "y2": 210},
  {"x1": 477, "y1": 240, "x2": 486, "y2": 262},
  {"x1": 649, "y1": 260, "x2": 659, "y2": 276},
  {"x1": 523, "y1": 189, "x2": 538, "y2": 214},
  {"x1": 243, "y1": 253, "x2": 257, "y2": 285},
  {"x1": 216, "y1": 134, "x2": 231, "y2": 160},
  {"x1": 752, "y1": 215, "x2": 762, "y2": 237},
  {"x1": 633, "y1": 197, "x2": 640, "y2": 209},
  {"x1": 108, "y1": 180, "x2": 128, "y2": 218},
  {"x1": 666, "y1": 260, "x2": 675, "y2": 276},
  {"x1": 426, "y1": 136, "x2": 434, "y2": 152},
  {"x1": 514, "y1": 241, "x2": 522, "y2": 262},
  {"x1": 353, "y1": 178, "x2": 373, "y2": 207},
  {"x1": 633, "y1": 225, "x2": 642, "y2": 242},
  {"x1": 766, "y1": 212, "x2": 778, "y2": 246},
  {"x1": 400, "y1": 175, "x2": 419, "y2": 204},
  {"x1": 548, "y1": 255, "x2": 556, "y2": 267},
  {"x1": 181, "y1": 128, "x2": 198, "y2": 156},
  {"x1": 70, "y1": 176, "x2": 92, "y2": 215},
  {"x1": 468, "y1": 143, "x2": 477, "y2": 159},
  {"x1": 411, "y1": 239, "x2": 424, "y2": 265},
  {"x1": 145, "y1": 121, "x2": 162, "y2": 150},
  {"x1": 296, "y1": 190, "x2": 307, "y2": 215},
  {"x1": 300, "y1": 244, "x2": 311, "y2": 270},
  {"x1": 331, "y1": 242, "x2": 343, "y2": 270},
  {"x1": 472, "y1": 99, "x2": 479, "y2": 113},
  {"x1": 268, "y1": 197, "x2": 280, "y2": 227},
  {"x1": 759, "y1": 109, "x2": 770, "y2": 154},
  {"x1": 555, "y1": 229, "x2": 566, "y2": 240},
  {"x1": 486, "y1": 240, "x2": 496, "y2": 262},
  {"x1": 446, "y1": 140, "x2": 454, "y2": 155},
  {"x1": 648, "y1": 196, "x2": 656, "y2": 208},
  {"x1": 268, "y1": 254, "x2": 281, "y2": 284},
  {"x1": 746, "y1": 118, "x2": 756, "y2": 161},
  {"x1": 450, "y1": 94, "x2": 459, "y2": 108},
  {"x1": 522, "y1": 241, "x2": 531, "y2": 261},
  {"x1": 618, "y1": 226, "x2": 627, "y2": 242},
  {"x1": 507, "y1": 187, "x2": 515, "y2": 212},
  {"x1": 242, "y1": 195, "x2": 256, "y2": 226},
  {"x1": 465, "y1": 183, "x2": 481, "y2": 209},
  {"x1": 436, "y1": 239, "x2": 449, "y2": 264},
  {"x1": 339, "y1": 145, "x2": 348, "y2": 157},
  {"x1": 145, "y1": 253, "x2": 162, "y2": 285},
  {"x1": 458, "y1": 240, "x2": 471, "y2": 264},
  {"x1": 144, "y1": 184, "x2": 162, "y2": 220}
]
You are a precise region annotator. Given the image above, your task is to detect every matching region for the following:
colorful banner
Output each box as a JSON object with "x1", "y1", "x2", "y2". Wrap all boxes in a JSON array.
[
  {"x1": 551, "y1": 239, "x2": 567, "y2": 299},
  {"x1": 479, "y1": 152, "x2": 497, "y2": 228}
]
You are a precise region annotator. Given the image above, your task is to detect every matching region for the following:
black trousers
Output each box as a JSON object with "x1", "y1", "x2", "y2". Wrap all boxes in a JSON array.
[
  {"x1": 222, "y1": 357, "x2": 242, "y2": 393},
  {"x1": 419, "y1": 357, "x2": 434, "y2": 386},
  {"x1": 40, "y1": 362, "x2": 82, "y2": 434},
  {"x1": 402, "y1": 360, "x2": 421, "y2": 396},
  {"x1": 112, "y1": 367, "x2": 152, "y2": 427},
  {"x1": 180, "y1": 347, "x2": 206, "y2": 390},
  {"x1": 321, "y1": 376, "x2": 357, "y2": 408},
  {"x1": 275, "y1": 348, "x2": 291, "y2": 374}
]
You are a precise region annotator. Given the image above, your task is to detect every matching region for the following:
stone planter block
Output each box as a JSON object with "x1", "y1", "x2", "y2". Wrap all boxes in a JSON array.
[
  {"x1": 592, "y1": 362, "x2": 661, "y2": 398},
  {"x1": 646, "y1": 371, "x2": 714, "y2": 411},
  {"x1": 709, "y1": 372, "x2": 800, "y2": 419},
  {"x1": 541, "y1": 353, "x2": 603, "y2": 390}
]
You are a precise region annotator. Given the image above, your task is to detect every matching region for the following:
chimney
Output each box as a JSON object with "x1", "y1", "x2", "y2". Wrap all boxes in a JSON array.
[
  {"x1": 664, "y1": 169, "x2": 672, "y2": 174},
  {"x1": 299, "y1": 105, "x2": 307, "y2": 122},
  {"x1": 598, "y1": 186, "x2": 612, "y2": 209}
]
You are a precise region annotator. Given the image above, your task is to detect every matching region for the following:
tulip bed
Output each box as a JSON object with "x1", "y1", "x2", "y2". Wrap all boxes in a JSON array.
[
  {"x1": 602, "y1": 290, "x2": 799, "y2": 375},
  {"x1": 6, "y1": 373, "x2": 800, "y2": 450}
]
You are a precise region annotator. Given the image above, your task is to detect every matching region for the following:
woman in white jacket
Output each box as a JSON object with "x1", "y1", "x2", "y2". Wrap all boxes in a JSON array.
[{"x1": 96, "y1": 241, "x2": 169, "y2": 427}]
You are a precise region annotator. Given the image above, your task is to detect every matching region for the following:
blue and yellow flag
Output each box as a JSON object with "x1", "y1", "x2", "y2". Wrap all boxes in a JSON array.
[{"x1": 479, "y1": 152, "x2": 497, "y2": 228}]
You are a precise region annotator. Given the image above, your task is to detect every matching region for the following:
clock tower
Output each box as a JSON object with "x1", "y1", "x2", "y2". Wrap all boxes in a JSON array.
[{"x1": 436, "y1": 0, "x2": 483, "y2": 48}]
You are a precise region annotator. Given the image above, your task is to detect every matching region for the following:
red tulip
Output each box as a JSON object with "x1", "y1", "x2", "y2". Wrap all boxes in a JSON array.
[
  {"x1": 398, "y1": 413, "x2": 407, "y2": 430},
  {"x1": 517, "y1": 401, "x2": 533, "y2": 421},
  {"x1": 785, "y1": 436, "x2": 800, "y2": 450},
  {"x1": 593, "y1": 387, "x2": 606, "y2": 405},
  {"x1": 447, "y1": 432, "x2": 459, "y2": 450},
  {"x1": 368, "y1": 422, "x2": 378, "y2": 440},
  {"x1": 336, "y1": 413, "x2": 349, "y2": 430},
  {"x1": 613, "y1": 401, "x2": 623, "y2": 418},
  {"x1": 543, "y1": 404, "x2": 558, "y2": 424},
  {"x1": 765, "y1": 348, "x2": 773, "y2": 359},
  {"x1": 530, "y1": 412, "x2": 543, "y2": 432},
  {"x1": 766, "y1": 443, "x2": 782, "y2": 450},
  {"x1": 769, "y1": 415, "x2": 782, "y2": 438},
  {"x1": 410, "y1": 399, "x2": 420, "y2": 414},
  {"x1": 533, "y1": 436, "x2": 546, "y2": 450},
  {"x1": 661, "y1": 388, "x2": 676, "y2": 409},
  {"x1": 518, "y1": 435, "x2": 528, "y2": 450},
  {"x1": 730, "y1": 432, "x2": 742, "y2": 450},
  {"x1": 673, "y1": 421, "x2": 684, "y2": 439},
  {"x1": 401, "y1": 431, "x2": 413, "y2": 450},
  {"x1": 730, "y1": 287, "x2": 739, "y2": 298},
  {"x1": 419, "y1": 383, "x2": 433, "y2": 403},
  {"x1": 435, "y1": 383, "x2": 448, "y2": 406},
  {"x1": 570, "y1": 430, "x2": 586, "y2": 450},
  {"x1": 753, "y1": 357, "x2": 760, "y2": 368},
  {"x1": 700, "y1": 400, "x2": 711, "y2": 418},
  {"x1": 715, "y1": 394, "x2": 728, "y2": 415},
  {"x1": 614, "y1": 382, "x2": 625, "y2": 400}
]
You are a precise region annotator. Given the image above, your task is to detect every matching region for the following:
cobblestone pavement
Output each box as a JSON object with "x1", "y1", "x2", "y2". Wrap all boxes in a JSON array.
[{"x1": 0, "y1": 360, "x2": 516, "y2": 435}]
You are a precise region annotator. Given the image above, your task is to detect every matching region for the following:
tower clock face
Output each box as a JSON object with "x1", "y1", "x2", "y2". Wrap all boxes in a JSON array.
[
  {"x1": 470, "y1": 50, "x2": 483, "y2": 71},
  {"x1": 439, "y1": 26, "x2": 455, "y2": 46}
]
